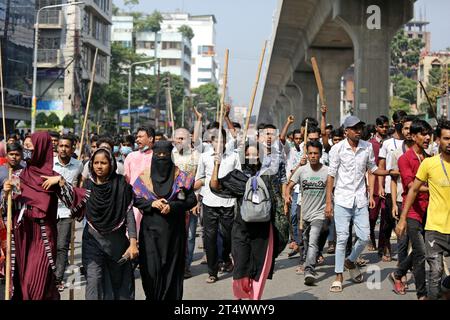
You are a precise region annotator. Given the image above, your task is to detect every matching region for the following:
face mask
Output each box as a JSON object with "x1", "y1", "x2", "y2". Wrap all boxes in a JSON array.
[
  {"x1": 120, "y1": 146, "x2": 133, "y2": 156},
  {"x1": 113, "y1": 146, "x2": 119, "y2": 154},
  {"x1": 23, "y1": 149, "x2": 32, "y2": 161}
]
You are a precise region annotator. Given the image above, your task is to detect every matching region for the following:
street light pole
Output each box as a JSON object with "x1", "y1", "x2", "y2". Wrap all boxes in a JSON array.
[
  {"x1": 127, "y1": 59, "x2": 156, "y2": 132},
  {"x1": 31, "y1": 1, "x2": 84, "y2": 133}
]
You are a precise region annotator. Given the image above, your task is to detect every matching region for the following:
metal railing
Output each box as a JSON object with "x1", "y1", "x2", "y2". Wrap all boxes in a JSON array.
[
  {"x1": 37, "y1": 49, "x2": 62, "y2": 65},
  {"x1": 39, "y1": 10, "x2": 62, "y2": 25}
]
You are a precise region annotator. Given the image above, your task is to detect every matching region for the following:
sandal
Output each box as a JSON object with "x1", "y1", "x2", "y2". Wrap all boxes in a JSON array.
[
  {"x1": 367, "y1": 244, "x2": 377, "y2": 252},
  {"x1": 206, "y1": 275, "x2": 218, "y2": 284},
  {"x1": 330, "y1": 281, "x2": 343, "y2": 293},
  {"x1": 355, "y1": 257, "x2": 369, "y2": 267},
  {"x1": 345, "y1": 259, "x2": 363, "y2": 283},
  {"x1": 388, "y1": 272, "x2": 406, "y2": 295}
]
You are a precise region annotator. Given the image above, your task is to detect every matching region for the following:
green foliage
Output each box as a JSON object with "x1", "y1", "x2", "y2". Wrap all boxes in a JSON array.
[
  {"x1": 392, "y1": 74, "x2": 417, "y2": 104},
  {"x1": 135, "y1": 10, "x2": 163, "y2": 33},
  {"x1": 390, "y1": 31, "x2": 424, "y2": 77},
  {"x1": 191, "y1": 83, "x2": 220, "y2": 109},
  {"x1": 47, "y1": 112, "x2": 61, "y2": 128},
  {"x1": 62, "y1": 114, "x2": 75, "y2": 129},
  {"x1": 390, "y1": 96, "x2": 411, "y2": 118},
  {"x1": 36, "y1": 112, "x2": 48, "y2": 127},
  {"x1": 178, "y1": 25, "x2": 194, "y2": 40}
]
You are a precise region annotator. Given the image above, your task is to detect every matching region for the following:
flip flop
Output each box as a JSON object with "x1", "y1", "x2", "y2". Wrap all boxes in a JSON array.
[
  {"x1": 388, "y1": 272, "x2": 406, "y2": 295},
  {"x1": 330, "y1": 281, "x2": 343, "y2": 293}
]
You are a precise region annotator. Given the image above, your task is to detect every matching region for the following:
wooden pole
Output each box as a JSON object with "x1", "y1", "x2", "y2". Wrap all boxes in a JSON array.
[
  {"x1": 78, "y1": 48, "x2": 98, "y2": 159},
  {"x1": 69, "y1": 48, "x2": 98, "y2": 300},
  {"x1": 419, "y1": 80, "x2": 438, "y2": 119},
  {"x1": 299, "y1": 119, "x2": 308, "y2": 232},
  {"x1": 1, "y1": 40, "x2": 13, "y2": 300},
  {"x1": 4, "y1": 168, "x2": 12, "y2": 300},
  {"x1": 216, "y1": 49, "x2": 229, "y2": 155},
  {"x1": 311, "y1": 57, "x2": 326, "y2": 106},
  {"x1": 243, "y1": 41, "x2": 267, "y2": 142}
]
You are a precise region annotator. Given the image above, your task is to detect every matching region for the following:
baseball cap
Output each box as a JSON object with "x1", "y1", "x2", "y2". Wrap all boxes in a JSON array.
[{"x1": 343, "y1": 116, "x2": 365, "y2": 129}]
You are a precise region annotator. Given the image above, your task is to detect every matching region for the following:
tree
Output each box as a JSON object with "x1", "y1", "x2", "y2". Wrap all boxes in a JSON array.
[
  {"x1": 135, "y1": 11, "x2": 163, "y2": 33},
  {"x1": 391, "y1": 31, "x2": 424, "y2": 78},
  {"x1": 392, "y1": 74, "x2": 417, "y2": 104},
  {"x1": 191, "y1": 83, "x2": 220, "y2": 108},
  {"x1": 47, "y1": 112, "x2": 61, "y2": 128},
  {"x1": 62, "y1": 114, "x2": 75, "y2": 129},
  {"x1": 390, "y1": 96, "x2": 411, "y2": 118},
  {"x1": 36, "y1": 112, "x2": 48, "y2": 127},
  {"x1": 124, "y1": 0, "x2": 139, "y2": 12},
  {"x1": 178, "y1": 25, "x2": 194, "y2": 40},
  {"x1": 112, "y1": 3, "x2": 120, "y2": 15}
]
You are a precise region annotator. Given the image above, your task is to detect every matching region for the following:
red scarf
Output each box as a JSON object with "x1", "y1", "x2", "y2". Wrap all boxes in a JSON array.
[{"x1": 19, "y1": 132, "x2": 58, "y2": 213}]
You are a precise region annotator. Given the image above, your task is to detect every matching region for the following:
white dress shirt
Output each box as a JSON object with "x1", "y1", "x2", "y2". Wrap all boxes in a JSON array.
[
  {"x1": 328, "y1": 139, "x2": 378, "y2": 209},
  {"x1": 378, "y1": 137, "x2": 403, "y2": 193},
  {"x1": 195, "y1": 149, "x2": 241, "y2": 208}
]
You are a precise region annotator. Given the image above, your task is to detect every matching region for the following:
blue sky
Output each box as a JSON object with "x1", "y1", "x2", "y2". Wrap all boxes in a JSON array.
[{"x1": 115, "y1": 0, "x2": 450, "y2": 107}]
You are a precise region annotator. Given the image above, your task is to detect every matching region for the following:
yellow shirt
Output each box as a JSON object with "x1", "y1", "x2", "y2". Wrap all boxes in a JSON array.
[{"x1": 416, "y1": 155, "x2": 450, "y2": 234}]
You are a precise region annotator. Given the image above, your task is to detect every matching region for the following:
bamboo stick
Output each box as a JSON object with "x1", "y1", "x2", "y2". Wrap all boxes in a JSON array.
[
  {"x1": 243, "y1": 41, "x2": 267, "y2": 142},
  {"x1": 299, "y1": 119, "x2": 308, "y2": 231},
  {"x1": 1, "y1": 40, "x2": 13, "y2": 300},
  {"x1": 69, "y1": 48, "x2": 98, "y2": 300},
  {"x1": 311, "y1": 57, "x2": 326, "y2": 106},
  {"x1": 216, "y1": 49, "x2": 229, "y2": 156}
]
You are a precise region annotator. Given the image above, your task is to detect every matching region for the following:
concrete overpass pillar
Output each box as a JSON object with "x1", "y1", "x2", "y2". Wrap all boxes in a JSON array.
[
  {"x1": 292, "y1": 71, "x2": 318, "y2": 122},
  {"x1": 285, "y1": 85, "x2": 302, "y2": 128},
  {"x1": 334, "y1": 0, "x2": 413, "y2": 124},
  {"x1": 307, "y1": 48, "x2": 354, "y2": 128}
]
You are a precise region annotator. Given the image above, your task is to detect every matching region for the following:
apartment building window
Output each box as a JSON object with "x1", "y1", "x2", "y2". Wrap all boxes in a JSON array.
[
  {"x1": 198, "y1": 45, "x2": 215, "y2": 56},
  {"x1": 96, "y1": 53, "x2": 107, "y2": 78},
  {"x1": 198, "y1": 78, "x2": 212, "y2": 83},
  {"x1": 162, "y1": 42, "x2": 181, "y2": 50},
  {"x1": 39, "y1": 34, "x2": 61, "y2": 49},
  {"x1": 198, "y1": 68, "x2": 212, "y2": 73},
  {"x1": 161, "y1": 59, "x2": 181, "y2": 67},
  {"x1": 136, "y1": 41, "x2": 155, "y2": 49}
]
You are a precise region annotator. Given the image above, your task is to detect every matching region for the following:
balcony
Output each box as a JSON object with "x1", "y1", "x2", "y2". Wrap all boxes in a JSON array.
[
  {"x1": 38, "y1": 10, "x2": 63, "y2": 29},
  {"x1": 36, "y1": 49, "x2": 64, "y2": 68}
]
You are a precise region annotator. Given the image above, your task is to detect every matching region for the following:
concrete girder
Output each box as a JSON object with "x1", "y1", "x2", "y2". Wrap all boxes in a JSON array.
[{"x1": 333, "y1": 0, "x2": 414, "y2": 124}]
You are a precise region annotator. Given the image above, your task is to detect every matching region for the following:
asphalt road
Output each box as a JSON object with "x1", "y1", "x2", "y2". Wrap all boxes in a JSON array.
[{"x1": 2, "y1": 221, "x2": 448, "y2": 300}]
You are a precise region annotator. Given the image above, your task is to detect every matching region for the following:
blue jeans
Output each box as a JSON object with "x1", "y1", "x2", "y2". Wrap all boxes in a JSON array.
[
  {"x1": 334, "y1": 203, "x2": 370, "y2": 274},
  {"x1": 185, "y1": 213, "x2": 198, "y2": 269},
  {"x1": 290, "y1": 191, "x2": 300, "y2": 244},
  {"x1": 327, "y1": 217, "x2": 335, "y2": 242}
]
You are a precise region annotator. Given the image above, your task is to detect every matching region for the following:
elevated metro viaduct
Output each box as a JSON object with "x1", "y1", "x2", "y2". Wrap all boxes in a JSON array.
[{"x1": 258, "y1": 0, "x2": 415, "y2": 129}]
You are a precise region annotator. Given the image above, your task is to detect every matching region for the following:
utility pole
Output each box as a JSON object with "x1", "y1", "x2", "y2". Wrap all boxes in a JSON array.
[{"x1": 446, "y1": 63, "x2": 449, "y2": 119}]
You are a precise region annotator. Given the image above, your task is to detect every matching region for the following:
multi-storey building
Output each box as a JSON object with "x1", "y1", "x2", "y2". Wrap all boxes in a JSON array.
[
  {"x1": 0, "y1": 0, "x2": 35, "y2": 131},
  {"x1": 36, "y1": 0, "x2": 111, "y2": 120}
]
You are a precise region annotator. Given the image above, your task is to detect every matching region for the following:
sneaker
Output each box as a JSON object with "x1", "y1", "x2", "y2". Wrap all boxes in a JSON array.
[{"x1": 304, "y1": 271, "x2": 318, "y2": 286}]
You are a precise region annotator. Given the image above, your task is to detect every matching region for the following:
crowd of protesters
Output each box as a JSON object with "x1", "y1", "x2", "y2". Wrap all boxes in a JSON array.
[{"x1": 1, "y1": 105, "x2": 450, "y2": 301}]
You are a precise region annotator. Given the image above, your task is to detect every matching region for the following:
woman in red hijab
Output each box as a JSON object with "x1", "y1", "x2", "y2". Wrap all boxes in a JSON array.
[{"x1": 1, "y1": 132, "x2": 86, "y2": 300}]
